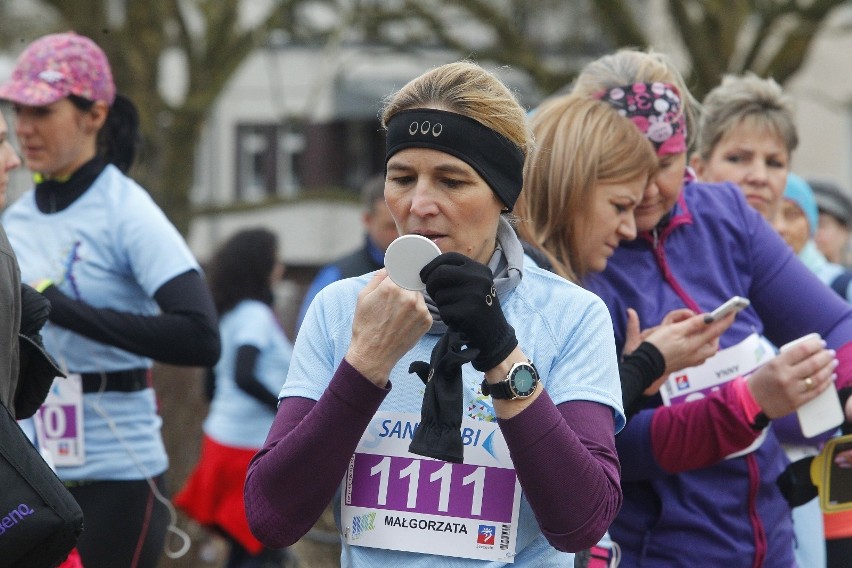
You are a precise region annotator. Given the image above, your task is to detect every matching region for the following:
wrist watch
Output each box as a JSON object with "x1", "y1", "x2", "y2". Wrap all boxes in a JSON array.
[{"x1": 481, "y1": 360, "x2": 539, "y2": 400}]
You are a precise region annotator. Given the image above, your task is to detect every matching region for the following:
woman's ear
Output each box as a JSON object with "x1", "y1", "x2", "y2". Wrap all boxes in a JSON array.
[
  {"x1": 84, "y1": 100, "x2": 109, "y2": 134},
  {"x1": 689, "y1": 154, "x2": 705, "y2": 178}
]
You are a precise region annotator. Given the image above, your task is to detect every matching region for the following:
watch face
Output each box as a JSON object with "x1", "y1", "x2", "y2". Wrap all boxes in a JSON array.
[{"x1": 510, "y1": 365, "x2": 537, "y2": 397}]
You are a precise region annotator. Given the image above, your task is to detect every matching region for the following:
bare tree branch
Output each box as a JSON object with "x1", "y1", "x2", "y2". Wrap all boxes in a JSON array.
[{"x1": 28, "y1": 0, "x2": 852, "y2": 223}]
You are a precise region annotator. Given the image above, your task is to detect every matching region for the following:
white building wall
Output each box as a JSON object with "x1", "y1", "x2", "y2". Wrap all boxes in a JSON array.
[
  {"x1": 192, "y1": 46, "x2": 335, "y2": 207},
  {"x1": 188, "y1": 44, "x2": 536, "y2": 264},
  {"x1": 786, "y1": 7, "x2": 852, "y2": 187},
  {"x1": 187, "y1": 200, "x2": 363, "y2": 264}
]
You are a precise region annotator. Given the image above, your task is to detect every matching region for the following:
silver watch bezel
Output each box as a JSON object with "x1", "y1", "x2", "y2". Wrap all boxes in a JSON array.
[{"x1": 506, "y1": 360, "x2": 538, "y2": 399}]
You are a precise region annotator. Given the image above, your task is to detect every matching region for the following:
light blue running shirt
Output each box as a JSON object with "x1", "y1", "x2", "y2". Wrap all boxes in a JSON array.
[
  {"x1": 3, "y1": 165, "x2": 200, "y2": 480},
  {"x1": 284, "y1": 265, "x2": 624, "y2": 567},
  {"x1": 204, "y1": 299, "x2": 292, "y2": 448}
]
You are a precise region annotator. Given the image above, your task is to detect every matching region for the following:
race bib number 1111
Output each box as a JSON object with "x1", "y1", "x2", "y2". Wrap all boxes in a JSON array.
[{"x1": 341, "y1": 412, "x2": 521, "y2": 562}]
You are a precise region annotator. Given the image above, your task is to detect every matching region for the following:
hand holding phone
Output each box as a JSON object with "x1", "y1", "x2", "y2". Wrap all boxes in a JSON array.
[
  {"x1": 780, "y1": 333, "x2": 844, "y2": 438},
  {"x1": 703, "y1": 296, "x2": 750, "y2": 324}
]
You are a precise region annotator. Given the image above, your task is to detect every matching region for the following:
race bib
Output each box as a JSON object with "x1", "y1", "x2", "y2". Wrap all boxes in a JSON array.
[
  {"x1": 341, "y1": 411, "x2": 522, "y2": 562},
  {"x1": 660, "y1": 333, "x2": 775, "y2": 406},
  {"x1": 33, "y1": 374, "x2": 85, "y2": 466},
  {"x1": 659, "y1": 334, "x2": 776, "y2": 458}
]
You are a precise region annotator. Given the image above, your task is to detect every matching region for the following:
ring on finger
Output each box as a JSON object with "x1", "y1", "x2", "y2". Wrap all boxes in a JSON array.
[{"x1": 803, "y1": 377, "x2": 814, "y2": 391}]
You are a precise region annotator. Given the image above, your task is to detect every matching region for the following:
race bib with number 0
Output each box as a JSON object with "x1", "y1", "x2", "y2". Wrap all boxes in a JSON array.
[{"x1": 34, "y1": 374, "x2": 85, "y2": 467}]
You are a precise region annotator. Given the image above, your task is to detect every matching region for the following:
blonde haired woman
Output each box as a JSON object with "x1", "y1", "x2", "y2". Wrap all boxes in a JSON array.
[
  {"x1": 516, "y1": 93, "x2": 733, "y2": 421},
  {"x1": 245, "y1": 61, "x2": 624, "y2": 566}
]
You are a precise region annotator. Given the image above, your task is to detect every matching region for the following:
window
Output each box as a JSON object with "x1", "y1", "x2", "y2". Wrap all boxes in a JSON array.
[
  {"x1": 235, "y1": 121, "x2": 305, "y2": 202},
  {"x1": 278, "y1": 122, "x2": 305, "y2": 197}
]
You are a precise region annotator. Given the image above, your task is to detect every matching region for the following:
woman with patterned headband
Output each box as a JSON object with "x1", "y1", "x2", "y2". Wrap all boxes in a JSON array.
[
  {"x1": 516, "y1": 92, "x2": 739, "y2": 424},
  {"x1": 0, "y1": 32, "x2": 221, "y2": 568},
  {"x1": 566, "y1": 48, "x2": 852, "y2": 567},
  {"x1": 245, "y1": 60, "x2": 624, "y2": 566}
]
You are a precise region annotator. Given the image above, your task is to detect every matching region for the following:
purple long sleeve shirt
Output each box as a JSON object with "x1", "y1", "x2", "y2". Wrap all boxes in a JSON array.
[
  {"x1": 585, "y1": 180, "x2": 852, "y2": 567},
  {"x1": 244, "y1": 358, "x2": 620, "y2": 552}
]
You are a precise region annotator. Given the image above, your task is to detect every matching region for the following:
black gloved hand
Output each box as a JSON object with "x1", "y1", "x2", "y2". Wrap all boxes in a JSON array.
[
  {"x1": 20, "y1": 283, "x2": 50, "y2": 337},
  {"x1": 15, "y1": 334, "x2": 65, "y2": 419},
  {"x1": 420, "y1": 252, "x2": 517, "y2": 372},
  {"x1": 408, "y1": 330, "x2": 477, "y2": 463},
  {"x1": 14, "y1": 284, "x2": 64, "y2": 419}
]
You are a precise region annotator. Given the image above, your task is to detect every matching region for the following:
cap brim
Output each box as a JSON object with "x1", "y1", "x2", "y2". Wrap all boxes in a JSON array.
[
  {"x1": 817, "y1": 202, "x2": 852, "y2": 226},
  {"x1": 0, "y1": 79, "x2": 67, "y2": 106}
]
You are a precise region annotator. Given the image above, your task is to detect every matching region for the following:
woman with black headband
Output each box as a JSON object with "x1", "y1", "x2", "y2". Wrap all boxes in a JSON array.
[{"x1": 244, "y1": 60, "x2": 624, "y2": 566}]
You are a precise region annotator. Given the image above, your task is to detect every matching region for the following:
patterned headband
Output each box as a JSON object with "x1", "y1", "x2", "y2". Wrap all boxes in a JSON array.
[{"x1": 595, "y1": 82, "x2": 686, "y2": 156}]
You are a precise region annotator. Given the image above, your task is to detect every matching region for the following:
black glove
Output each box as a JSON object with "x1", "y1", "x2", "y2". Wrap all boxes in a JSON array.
[
  {"x1": 20, "y1": 283, "x2": 50, "y2": 336},
  {"x1": 420, "y1": 252, "x2": 518, "y2": 372},
  {"x1": 777, "y1": 456, "x2": 818, "y2": 508},
  {"x1": 408, "y1": 330, "x2": 477, "y2": 463},
  {"x1": 14, "y1": 284, "x2": 65, "y2": 419}
]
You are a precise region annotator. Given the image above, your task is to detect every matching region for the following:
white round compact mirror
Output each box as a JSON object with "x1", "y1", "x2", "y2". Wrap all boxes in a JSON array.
[{"x1": 384, "y1": 234, "x2": 441, "y2": 291}]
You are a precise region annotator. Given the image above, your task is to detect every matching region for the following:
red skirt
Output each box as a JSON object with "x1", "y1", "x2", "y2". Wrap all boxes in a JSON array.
[
  {"x1": 58, "y1": 548, "x2": 84, "y2": 568},
  {"x1": 174, "y1": 435, "x2": 264, "y2": 554}
]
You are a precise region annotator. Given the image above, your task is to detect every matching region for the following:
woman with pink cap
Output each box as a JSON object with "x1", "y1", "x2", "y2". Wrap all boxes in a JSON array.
[{"x1": 0, "y1": 32, "x2": 221, "y2": 568}]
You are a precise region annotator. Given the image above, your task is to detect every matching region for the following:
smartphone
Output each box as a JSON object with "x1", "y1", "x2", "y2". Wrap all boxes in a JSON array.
[
  {"x1": 811, "y1": 433, "x2": 852, "y2": 513},
  {"x1": 780, "y1": 333, "x2": 844, "y2": 438},
  {"x1": 827, "y1": 439, "x2": 852, "y2": 508},
  {"x1": 703, "y1": 296, "x2": 750, "y2": 324}
]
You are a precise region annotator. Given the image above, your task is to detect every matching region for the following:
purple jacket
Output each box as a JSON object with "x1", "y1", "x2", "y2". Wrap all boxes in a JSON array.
[{"x1": 585, "y1": 180, "x2": 852, "y2": 567}]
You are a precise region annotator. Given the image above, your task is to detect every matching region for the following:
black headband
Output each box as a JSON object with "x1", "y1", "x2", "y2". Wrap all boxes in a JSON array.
[{"x1": 385, "y1": 108, "x2": 525, "y2": 211}]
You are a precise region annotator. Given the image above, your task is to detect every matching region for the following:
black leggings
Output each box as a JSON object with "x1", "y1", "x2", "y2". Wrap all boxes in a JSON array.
[
  {"x1": 225, "y1": 535, "x2": 289, "y2": 568},
  {"x1": 68, "y1": 476, "x2": 170, "y2": 568}
]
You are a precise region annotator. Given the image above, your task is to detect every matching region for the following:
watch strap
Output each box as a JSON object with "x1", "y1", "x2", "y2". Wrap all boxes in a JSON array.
[
  {"x1": 481, "y1": 377, "x2": 516, "y2": 400},
  {"x1": 481, "y1": 360, "x2": 538, "y2": 400}
]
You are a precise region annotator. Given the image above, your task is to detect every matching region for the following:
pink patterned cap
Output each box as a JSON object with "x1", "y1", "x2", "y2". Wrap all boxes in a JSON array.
[{"x1": 0, "y1": 32, "x2": 115, "y2": 106}]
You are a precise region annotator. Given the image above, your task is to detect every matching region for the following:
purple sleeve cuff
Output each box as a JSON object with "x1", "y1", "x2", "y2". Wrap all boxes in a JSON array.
[
  {"x1": 497, "y1": 388, "x2": 562, "y2": 446},
  {"x1": 499, "y1": 391, "x2": 622, "y2": 551},
  {"x1": 326, "y1": 357, "x2": 392, "y2": 414},
  {"x1": 244, "y1": 358, "x2": 389, "y2": 548},
  {"x1": 772, "y1": 411, "x2": 837, "y2": 445}
]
